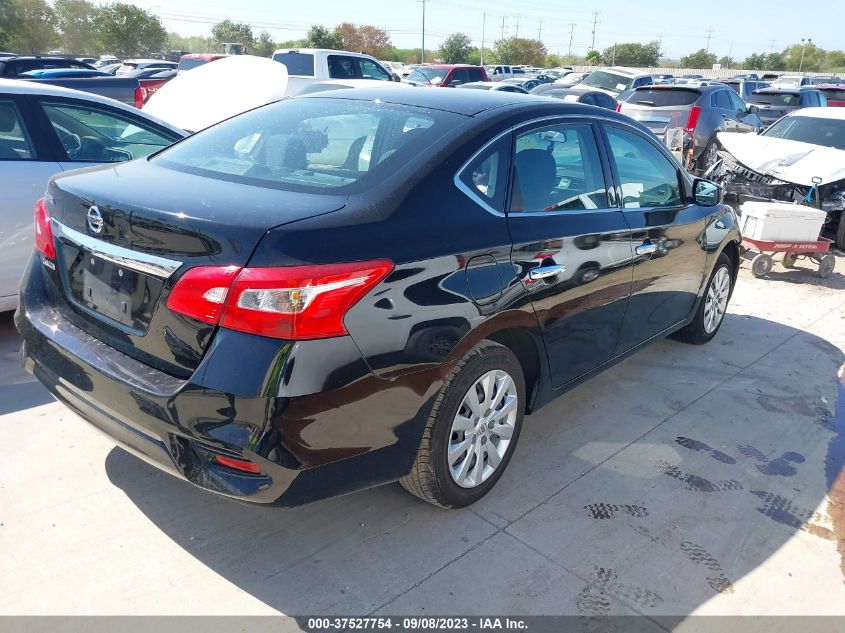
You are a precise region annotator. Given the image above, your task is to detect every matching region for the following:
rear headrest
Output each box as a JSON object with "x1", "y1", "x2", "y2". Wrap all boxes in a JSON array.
[{"x1": 0, "y1": 104, "x2": 17, "y2": 133}]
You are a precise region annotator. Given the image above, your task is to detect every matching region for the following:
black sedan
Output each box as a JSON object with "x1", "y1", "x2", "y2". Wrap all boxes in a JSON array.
[{"x1": 17, "y1": 88, "x2": 740, "y2": 509}]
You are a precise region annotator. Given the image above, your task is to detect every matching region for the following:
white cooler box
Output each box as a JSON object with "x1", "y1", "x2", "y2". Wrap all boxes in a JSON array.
[{"x1": 739, "y1": 201, "x2": 827, "y2": 242}]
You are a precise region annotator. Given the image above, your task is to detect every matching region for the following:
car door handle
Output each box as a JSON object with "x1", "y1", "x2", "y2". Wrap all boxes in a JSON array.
[
  {"x1": 529, "y1": 264, "x2": 566, "y2": 280},
  {"x1": 635, "y1": 242, "x2": 658, "y2": 256}
]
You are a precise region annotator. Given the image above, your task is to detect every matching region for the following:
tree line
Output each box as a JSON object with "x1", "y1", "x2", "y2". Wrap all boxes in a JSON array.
[{"x1": 1, "y1": 0, "x2": 842, "y2": 72}]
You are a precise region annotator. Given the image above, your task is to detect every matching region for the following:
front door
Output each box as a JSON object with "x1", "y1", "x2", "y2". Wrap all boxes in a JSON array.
[
  {"x1": 600, "y1": 123, "x2": 707, "y2": 353},
  {"x1": 506, "y1": 119, "x2": 633, "y2": 389}
]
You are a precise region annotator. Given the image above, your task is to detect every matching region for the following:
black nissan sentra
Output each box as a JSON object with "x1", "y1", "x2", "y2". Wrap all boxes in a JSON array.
[{"x1": 16, "y1": 88, "x2": 740, "y2": 508}]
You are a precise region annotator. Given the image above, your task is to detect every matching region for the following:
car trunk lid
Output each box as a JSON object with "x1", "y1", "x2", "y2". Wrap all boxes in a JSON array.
[
  {"x1": 619, "y1": 88, "x2": 700, "y2": 138},
  {"x1": 45, "y1": 159, "x2": 347, "y2": 377}
]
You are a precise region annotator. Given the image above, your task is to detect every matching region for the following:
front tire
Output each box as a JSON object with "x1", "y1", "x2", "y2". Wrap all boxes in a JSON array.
[
  {"x1": 400, "y1": 341, "x2": 526, "y2": 508},
  {"x1": 674, "y1": 252, "x2": 734, "y2": 345}
]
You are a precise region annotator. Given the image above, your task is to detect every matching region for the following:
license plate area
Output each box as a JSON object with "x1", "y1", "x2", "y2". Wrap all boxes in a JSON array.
[{"x1": 61, "y1": 244, "x2": 163, "y2": 332}]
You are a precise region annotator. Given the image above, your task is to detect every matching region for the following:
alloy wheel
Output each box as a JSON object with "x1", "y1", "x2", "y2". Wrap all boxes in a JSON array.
[{"x1": 703, "y1": 266, "x2": 730, "y2": 334}]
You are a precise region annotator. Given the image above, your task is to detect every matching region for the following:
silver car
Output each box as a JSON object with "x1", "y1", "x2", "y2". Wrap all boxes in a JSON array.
[{"x1": 0, "y1": 80, "x2": 185, "y2": 311}]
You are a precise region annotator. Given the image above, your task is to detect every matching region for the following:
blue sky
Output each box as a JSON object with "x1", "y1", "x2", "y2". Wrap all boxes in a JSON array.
[{"x1": 112, "y1": 0, "x2": 838, "y2": 60}]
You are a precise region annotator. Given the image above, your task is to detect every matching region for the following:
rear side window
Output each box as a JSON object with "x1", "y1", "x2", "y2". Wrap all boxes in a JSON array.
[
  {"x1": 0, "y1": 100, "x2": 34, "y2": 160},
  {"x1": 712, "y1": 90, "x2": 733, "y2": 109},
  {"x1": 41, "y1": 101, "x2": 176, "y2": 162},
  {"x1": 630, "y1": 89, "x2": 699, "y2": 107},
  {"x1": 458, "y1": 135, "x2": 510, "y2": 213},
  {"x1": 272, "y1": 52, "x2": 315, "y2": 76},
  {"x1": 605, "y1": 126, "x2": 682, "y2": 209},
  {"x1": 327, "y1": 55, "x2": 357, "y2": 79},
  {"x1": 155, "y1": 98, "x2": 458, "y2": 193},
  {"x1": 511, "y1": 123, "x2": 608, "y2": 213}
]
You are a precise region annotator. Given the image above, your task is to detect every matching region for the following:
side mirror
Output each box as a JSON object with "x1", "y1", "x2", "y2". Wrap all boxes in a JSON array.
[
  {"x1": 693, "y1": 179, "x2": 723, "y2": 207},
  {"x1": 747, "y1": 104, "x2": 759, "y2": 114},
  {"x1": 449, "y1": 80, "x2": 462, "y2": 87}
]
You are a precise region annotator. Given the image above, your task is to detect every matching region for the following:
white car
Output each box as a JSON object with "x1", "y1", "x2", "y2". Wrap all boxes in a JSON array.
[
  {"x1": 0, "y1": 80, "x2": 185, "y2": 311},
  {"x1": 271, "y1": 48, "x2": 393, "y2": 96},
  {"x1": 716, "y1": 107, "x2": 845, "y2": 249},
  {"x1": 381, "y1": 60, "x2": 408, "y2": 79},
  {"x1": 577, "y1": 66, "x2": 654, "y2": 96}
]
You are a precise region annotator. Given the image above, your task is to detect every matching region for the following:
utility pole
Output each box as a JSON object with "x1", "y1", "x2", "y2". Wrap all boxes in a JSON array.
[
  {"x1": 515, "y1": 14, "x2": 520, "y2": 38},
  {"x1": 481, "y1": 12, "x2": 486, "y2": 65},
  {"x1": 799, "y1": 37, "x2": 812, "y2": 73},
  {"x1": 567, "y1": 23, "x2": 575, "y2": 59},
  {"x1": 418, "y1": 0, "x2": 428, "y2": 63},
  {"x1": 612, "y1": 42, "x2": 617, "y2": 65},
  {"x1": 704, "y1": 28, "x2": 714, "y2": 52},
  {"x1": 500, "y1": 16, "x2": 506, "y2": 41},
  {"x1": 590, "y1": 9, "x2": 600, "y2": 50},
  {"x1": 769, "y1": 39, "x2": 776, "y2": 53},
  {"x1": 538, "y1": 19, "x2": 542, "y2": 41}
]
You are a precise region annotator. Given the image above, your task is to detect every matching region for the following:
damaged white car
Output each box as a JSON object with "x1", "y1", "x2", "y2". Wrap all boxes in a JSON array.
[{"x1": 711, "y1": 107, "x2": 845, "y2": 249}]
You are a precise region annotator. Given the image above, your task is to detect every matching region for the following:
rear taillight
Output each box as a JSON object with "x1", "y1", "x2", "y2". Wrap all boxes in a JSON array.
[
  {"x1": 34, "y1": 197, "x2": 56, "y2": 259},
  {"x1": 685, "y1": 105, "x2": 702, "y2": 133},
  {"x1": 133, "y1": 86, "x2": 147, "y2": 108},
  {"x1": 616, "y1": 103, "x2": 623, "y2": 112},
  {"x1": 167, "y1": 260, "x2": 394, "y2": 340},
  {"x1": 165, "y1": 265, "x2": 241, "y2": 325}
]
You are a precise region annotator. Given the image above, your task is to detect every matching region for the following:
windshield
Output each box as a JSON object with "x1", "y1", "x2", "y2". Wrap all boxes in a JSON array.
[
  {"x1": 748, "y1": 92, "x2": 800, "y2": 107},
  {"x1": 763, "y1": 115, "x2": 845, "y2": 150},
  {"x1": 154, "y1": 98, "x2": 462, "y2": 193},
  {"x1": 581, "y1": 70, "x2": 631, "y2": 94},
  {"x1": 407, "y1": 68, "x2": 448, "y2": 84}
]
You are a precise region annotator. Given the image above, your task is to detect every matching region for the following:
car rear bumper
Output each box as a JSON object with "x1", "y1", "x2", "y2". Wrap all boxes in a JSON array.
[{"x1": 16, "y1": 257, "x2": 440, "y2": 506}]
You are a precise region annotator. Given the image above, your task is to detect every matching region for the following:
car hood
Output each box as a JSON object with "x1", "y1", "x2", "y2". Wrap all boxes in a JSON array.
[
  {"x1": 716, "y1": 131, "x2": 845, "y2": 186},
  {"x1": 143, "y1": 55, "x2": 288, "y2": 132}
]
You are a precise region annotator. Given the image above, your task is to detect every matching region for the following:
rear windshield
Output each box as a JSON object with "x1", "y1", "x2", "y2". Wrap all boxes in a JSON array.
[
  {"x1": 177, "y1": 58, "x2": 208, "y2": 72},
  {"x1": 820, "y1": 88, "x2": 845, "y2": 100},
  {"x1": 272, "y1": 52, "x2": 315, "y2": 76},
  {"x1": 628, "y1": 88, "x2": 699, "y2": 107},
  {"x1": 581, "y1": 70, "x2": 631, "y2": 94},
  {"x1": 748, "y1": 92, "x2": 800, "y2": 107},
  {"x1": 763, "y1": 115, "x2": 845, "y2": 151},
  {"x1": 154, "y1": 98, "x2": 462, "y2": 193}
]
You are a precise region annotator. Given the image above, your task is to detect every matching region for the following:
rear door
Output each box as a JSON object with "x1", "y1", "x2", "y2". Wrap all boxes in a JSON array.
[
  {"x1": 505, "y1": 118, "x2": 633, "y2": 389},
  {"x1": 600, "y1": 123, "x2": 707, "y2": 352},
  {"x1": 0, "y1": 95, "x2": 63, "y2": 305}
]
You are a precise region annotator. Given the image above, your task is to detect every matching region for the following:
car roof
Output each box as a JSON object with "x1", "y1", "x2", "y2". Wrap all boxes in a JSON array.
[
  {"x1": 755, "y1": 86, "x2": 817, "y2": 94},
  {"x1": 0, "y1": 78, "x2": 186, "y2": 134},
  {"x1": 784, "y1": 107, "x2": 845, "y2": 121},
  {"x1": 600, "y1": 66, "x2": 649, "y2": 78},
  {"x1": 817, "y1": 83, "x2": 845, "y2": 90},
  {"x1": 298, "y1": 85, "x2": 631, "y2": 118},
  {"x1": 425, "y1": 64, "x2": 482, "y2": 69},
  {"x1": 180, "y1": 53, "x2": 226, "y2": 61},
  {"x1": 122, "y1": 59, "x2": 176, "y2": 64}
]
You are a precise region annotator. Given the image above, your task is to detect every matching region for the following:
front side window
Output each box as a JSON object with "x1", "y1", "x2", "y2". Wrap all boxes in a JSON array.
[
  {"x1": 41, "y1": 101, "x2": 177, "y2": 162},
  {"x1": 0, "y1": 100, "x2": 34, "y2": 160},
  {"x1": 605, "y1": 126, "x2": 683, "y2": 209},
  {"x1": 327, "y1": 55, "x2": 356, "y2": 80},
  {"x1": 727, "y1": 90, "x2": 747, "y2": 113},
  {"x1": 359, "y1": 58, "x2": 390, "y2": 81},
  {"x1": 406, "y1": 67, "x2": 448, "y2": 85},
  {"x1": 155, "y1": 98, "x2": 458, "y2": 193},
  {"x1": 511, "y1": 123, "x2": 608, "y2": 213}
]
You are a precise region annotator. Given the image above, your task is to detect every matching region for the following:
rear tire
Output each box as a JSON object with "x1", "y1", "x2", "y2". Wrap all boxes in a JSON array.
[
  {"x1": 674, "y1": 252, "x2": 733, "y2": 345},
  {"x1": 751, "y1": 253, "x2": 773, "y2": 278},
  {"x1": 696, "y1": 139, "x2": 719, "y2": 173},
  {"x1": 400, "y1": 341, "x2": 526, "y2": 508},
  {"x1": 782, "y1": 252, "x2": 799, "y2": 268}
]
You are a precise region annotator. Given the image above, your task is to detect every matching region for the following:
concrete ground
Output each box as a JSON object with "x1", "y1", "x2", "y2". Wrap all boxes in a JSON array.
[{"x1": 1, "y1": 254, "x2": 844, "y2": 619}]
